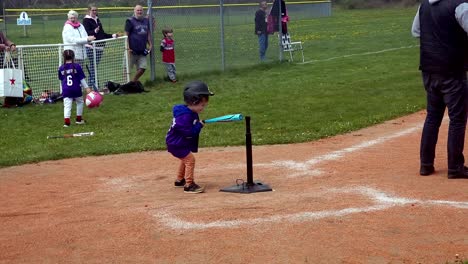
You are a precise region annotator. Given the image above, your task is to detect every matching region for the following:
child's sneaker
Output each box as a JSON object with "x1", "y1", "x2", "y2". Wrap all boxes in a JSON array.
[
  {"x1": 75, "y1": 120, "x2": 86, "y2": 125},
  {"x1": 174, "y1": 178, "x2": 186, "y2": 188},
  {"x1": 183, "y1": 182, "x2": 204, "y2": 194}
]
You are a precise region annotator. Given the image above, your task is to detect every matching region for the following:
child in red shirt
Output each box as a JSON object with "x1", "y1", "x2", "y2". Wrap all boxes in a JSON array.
[{"x1": 160, "y1": 27, "x2": 176, "y2": 83}]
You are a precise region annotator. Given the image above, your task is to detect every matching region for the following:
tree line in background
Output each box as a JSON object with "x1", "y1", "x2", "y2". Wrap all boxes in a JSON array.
[{"x1": 3, "y1": 0, "x2": 419, "y2": 9}]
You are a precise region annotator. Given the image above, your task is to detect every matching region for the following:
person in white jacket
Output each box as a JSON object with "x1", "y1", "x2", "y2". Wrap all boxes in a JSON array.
[{"x1": 62, "y1": 10, "x2": 95, "y2": 65}]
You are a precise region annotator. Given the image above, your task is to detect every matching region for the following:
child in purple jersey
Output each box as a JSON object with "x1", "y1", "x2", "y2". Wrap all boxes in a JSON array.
[
  {"x1": 166, "y1": 81, "x2": 214, "y2": 193},
  {"x1": 58, "y1": 49, "x2": 91, "y2": 127}
]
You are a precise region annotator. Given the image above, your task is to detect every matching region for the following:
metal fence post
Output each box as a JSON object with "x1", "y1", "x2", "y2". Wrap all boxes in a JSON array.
[
  {"x1": 278, "y1": 0, "x2": 283, "y2": 62},
  {"x1": 219, "y1": 0, "x2": 225, "y2": 71},
  {"x1": 148, "y1": 0, "x2": 156, "y2": 81},
  {"x1": 2, "y1": 2, "x2": 6, "y2": 34}
]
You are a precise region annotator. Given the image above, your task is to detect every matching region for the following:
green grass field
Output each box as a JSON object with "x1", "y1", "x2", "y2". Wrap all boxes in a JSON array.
[{"x1": 0, "y1": 6, "x2": 425, "y2": 167}]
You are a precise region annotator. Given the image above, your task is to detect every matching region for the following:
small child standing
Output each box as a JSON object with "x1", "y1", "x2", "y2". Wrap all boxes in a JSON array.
[
  {"x1": 58, "y1": 49, "x2": 91, "y2": 127},
  {"x1": 160, "y1": 27, "x2": 176, "y2": 83},
  {"x1": 166, "y1": 81, "x2": 214, "y2": 193}
]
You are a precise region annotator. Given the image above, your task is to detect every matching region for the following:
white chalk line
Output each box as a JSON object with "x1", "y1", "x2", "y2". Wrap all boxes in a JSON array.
[
  {"x1": 254, "y1": 124, "x2": 422, "y2": 178},
  {"x1": 154, "y1": 186, "x2": 468, "y2": 230},
  {"x1": 151, "y1": 119, "x2": 467, "y2": 230},
  {"x1": 298, "y1": 45, "x2": 418, "y2": 65},
  {"x1": 152, "y1": 123, "x2": 458, "y2": 230}
]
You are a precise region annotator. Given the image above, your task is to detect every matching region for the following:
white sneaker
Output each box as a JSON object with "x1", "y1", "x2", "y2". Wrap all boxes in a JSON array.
[
  {"x1": 75, "y1": 120, "x2": 86, "y2": 125},
  {"x1": 63, "y1": 124, "x2": 70, "y2": 128}
]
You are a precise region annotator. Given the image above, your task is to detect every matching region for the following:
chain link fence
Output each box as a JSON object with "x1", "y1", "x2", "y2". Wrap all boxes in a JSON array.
[
  {"x1": 2, "y1": 1, "x2": 331, "y2": 79},
  {"x1": 16, "y1": 37, "x2": 129, "y2": 99}
]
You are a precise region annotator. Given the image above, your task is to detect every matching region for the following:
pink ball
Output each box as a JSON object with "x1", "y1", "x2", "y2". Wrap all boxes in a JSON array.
[{"x1": 85, "y1": 91, "x2": 103, "y2": 108}]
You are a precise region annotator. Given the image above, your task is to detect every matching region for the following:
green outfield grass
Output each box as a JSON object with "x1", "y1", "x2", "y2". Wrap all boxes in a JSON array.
[{"x1": 0, "y1": 6, "x2": 425, "y2": 167}]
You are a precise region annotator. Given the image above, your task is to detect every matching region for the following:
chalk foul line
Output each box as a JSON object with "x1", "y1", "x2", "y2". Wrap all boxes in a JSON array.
[
  {"x1": 153, "y1": 186, "x2": 468, "y2": 230},
  {"x1": 298, "y1": 45, "x2": 419, "y2": 65},
  {"x1": 254, "y1": 124, "x2": 422, "y2": 178}
]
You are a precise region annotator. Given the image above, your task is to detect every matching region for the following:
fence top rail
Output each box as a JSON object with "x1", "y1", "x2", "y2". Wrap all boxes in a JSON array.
[
  {"x1": 17, "y1": 43, "x2": 64, "y2": 48},
  {"x1": 4, "y1": 1, "x2": 331, "y2": 12},
  {"x1": 16, "y1": 36, "x2": 127, "y2": 48}
]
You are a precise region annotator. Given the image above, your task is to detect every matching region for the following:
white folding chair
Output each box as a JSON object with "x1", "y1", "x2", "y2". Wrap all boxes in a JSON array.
[{"x1": 280, "y1": 33, "x2": 304, "y2": 63}]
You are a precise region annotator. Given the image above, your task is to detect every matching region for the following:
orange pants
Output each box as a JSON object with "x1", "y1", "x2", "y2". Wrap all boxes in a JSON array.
[{"x1": 176, "y1": 153, "x2": 195, "y2": 185}]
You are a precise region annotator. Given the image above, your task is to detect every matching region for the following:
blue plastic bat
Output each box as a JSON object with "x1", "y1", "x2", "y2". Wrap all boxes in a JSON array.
[{"x1": 203, "y1": 114, "x2": 243, "y2": 124}]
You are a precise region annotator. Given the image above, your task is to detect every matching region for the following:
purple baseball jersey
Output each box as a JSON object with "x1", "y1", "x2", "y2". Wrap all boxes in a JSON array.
[{"x1": 58, "y1": 63, "x2": 86, "y2": 98}]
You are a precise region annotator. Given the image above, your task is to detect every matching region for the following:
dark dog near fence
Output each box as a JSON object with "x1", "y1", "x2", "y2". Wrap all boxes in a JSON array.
[{"x1": 106, "y1": 81, "x2": 148, "y2": 95}]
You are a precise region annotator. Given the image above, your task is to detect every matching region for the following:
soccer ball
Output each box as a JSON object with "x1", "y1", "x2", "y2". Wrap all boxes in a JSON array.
[{"x1": 85, "y1": 91, "x2": 103, "y2": 108}]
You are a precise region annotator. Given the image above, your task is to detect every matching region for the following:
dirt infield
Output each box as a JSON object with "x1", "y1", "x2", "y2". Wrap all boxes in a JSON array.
[{"x1": 1, "y1": 111, "x2": 467, "y2": 263}]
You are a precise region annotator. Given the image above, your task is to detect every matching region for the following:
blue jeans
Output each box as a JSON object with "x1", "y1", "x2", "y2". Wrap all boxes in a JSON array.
[
  {"x1": 164, "y1": 63, "x2": 177, "y2": 81},
  {"x1": 86, "y1": 47, "x2": 103, "y2": 91},
  {"x1": 420, "y1": 72, "x2": 468, "y2": 173},
  {"x1": 258, "y1": 34, "x2": 268, "y2": 61}
]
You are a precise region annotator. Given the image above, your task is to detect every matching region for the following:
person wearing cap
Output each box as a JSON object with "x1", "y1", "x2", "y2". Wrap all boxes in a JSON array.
[
  {"x1": 62, "y1": 10, "x2": 96, "y2": 65},
  {"x1": 165, "y1": 80, "x2": 214, "y2": 194}
]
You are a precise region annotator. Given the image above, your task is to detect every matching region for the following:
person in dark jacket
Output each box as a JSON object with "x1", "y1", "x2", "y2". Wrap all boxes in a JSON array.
[
  {"x1": 255, "y1": 0, "x2": 269, "y2": 61},
  {"x1": 166, "y1": 81, "x2": 214, "y2": 193},
  {"x1": 268, "y1": 0, "x2": 288, "y2": 34},
  {"x1": 411, "y1": 0, "x2": 468, "y2": 179},
  {"x1": 82, "y1": 4, "x2": 119, "y2": 91}
]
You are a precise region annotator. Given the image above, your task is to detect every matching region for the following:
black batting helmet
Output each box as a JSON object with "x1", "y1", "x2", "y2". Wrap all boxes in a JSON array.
[{"x1": 183, "y1": 80, "x2": 214, "y2": 105}]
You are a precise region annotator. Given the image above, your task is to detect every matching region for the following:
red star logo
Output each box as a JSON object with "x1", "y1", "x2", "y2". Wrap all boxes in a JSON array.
[{"x1": 9, "y1": 78, "x2": 15, "y2": 85}]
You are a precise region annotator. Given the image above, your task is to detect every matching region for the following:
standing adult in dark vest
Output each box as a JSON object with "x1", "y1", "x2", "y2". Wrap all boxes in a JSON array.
[
  {"x1": 125, "y1": 5, "x2": 152, "y2": 83},
  {"x1": 412, "y1": 0, "x2": 468, "y2": 179}
]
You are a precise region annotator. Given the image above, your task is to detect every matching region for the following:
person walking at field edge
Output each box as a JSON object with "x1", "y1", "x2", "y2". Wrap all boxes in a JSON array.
[
  {"x1": 62, "y1": 10, "x2": 96, "y2": 65},
  {"x1": 125, "y1": 5, "x2": 152, "y2": 84},
  {"x1": 82, "y1": 4, "x2": 119, "y2": 91},
  {"x1": 160, "y1": 27, "x2": 177, "y2": 83},
  {"x1": 412, "y1": 0, "x2": 468, "y2": 179},
  {"x1": 166, "y1": 81, "x2": 214, "y2": 193},
  {"x1": 255, "y1": 0, "x2": 269, "y2": 61}
]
